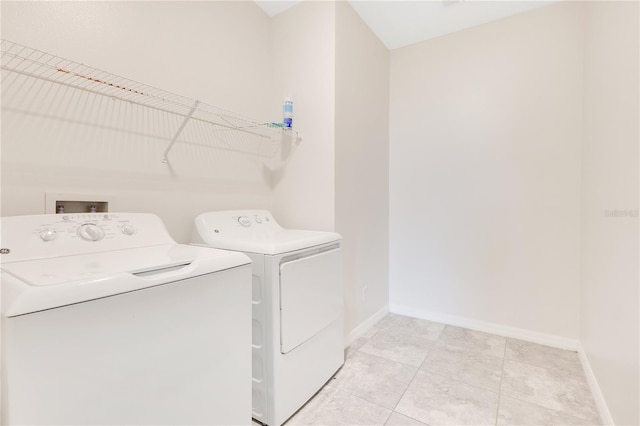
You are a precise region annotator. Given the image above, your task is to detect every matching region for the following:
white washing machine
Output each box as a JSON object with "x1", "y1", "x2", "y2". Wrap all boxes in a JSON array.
[
  {"x1": 0, "y1": 213, "x2": 252, "y2": 425},
  {"x1": 191, "y1": 210, "x2": 344, "y2": 426}
]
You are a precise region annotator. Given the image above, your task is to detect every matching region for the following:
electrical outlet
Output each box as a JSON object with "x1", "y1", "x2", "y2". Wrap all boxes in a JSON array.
[{"x1": 362, "y1": 285, "x2": 369, "y2": 302}]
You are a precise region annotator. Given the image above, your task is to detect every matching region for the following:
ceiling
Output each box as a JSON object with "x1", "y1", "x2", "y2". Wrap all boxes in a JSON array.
[{"x1": 254, "y1": 0, "x2": 557, "y2": 50}]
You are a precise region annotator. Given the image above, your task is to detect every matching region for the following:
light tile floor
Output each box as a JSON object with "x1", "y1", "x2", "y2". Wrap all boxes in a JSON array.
[{"x1": 285, "y1": 314, "x2": 601, "y2": 426}]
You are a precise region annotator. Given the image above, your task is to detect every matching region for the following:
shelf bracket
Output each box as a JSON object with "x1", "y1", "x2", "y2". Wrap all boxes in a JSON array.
[{"x1": 162, "y1": 100, "x2": 200, "y2": 163}]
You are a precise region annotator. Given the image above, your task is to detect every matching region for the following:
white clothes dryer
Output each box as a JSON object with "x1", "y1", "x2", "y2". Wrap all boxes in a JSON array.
[
  {"x1": 191, "y1": 210, "x2": 344, "y2": 426},
  {"x1": 0, "y1": 213, "x2": 252, "y2": 425}
]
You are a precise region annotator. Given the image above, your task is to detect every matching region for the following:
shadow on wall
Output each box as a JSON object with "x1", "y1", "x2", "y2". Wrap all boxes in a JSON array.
[{"x1": 262, "y1": 134, "x2": 302, "y2": 188}]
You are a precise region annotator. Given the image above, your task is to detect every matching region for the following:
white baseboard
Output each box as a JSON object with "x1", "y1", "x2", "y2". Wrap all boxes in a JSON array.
[
  {"x1": 345, "y1": 304, "x2": 389, "y2": 348},
  {"x1": 389, "y1": 304, "x2": 579, "y2": 350},
  {"x1": 577, "y1": 342, "x2": 614, "y2": 425}
]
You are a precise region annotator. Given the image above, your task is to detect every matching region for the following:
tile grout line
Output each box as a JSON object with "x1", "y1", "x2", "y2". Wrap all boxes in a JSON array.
[
  {"x1": 344, "y1": 326, "x2": 426, "y2": 425},
  {"x1": 385, "y1": 327, "x2": 444, "y2": 425},
  {"x1": 337, "y1": 391, "x2": 395, "y2": 424},
  {"x1": 499, "y1": 393, "x2": 601, "y2": 425},
  {"x1": 497, "y1": 356, "x2": 601, "y2": 422},
  {"x1": 487, "y1": 338, "x2": 601, "y2": 425},
  {"x1": 494, "y1": 337, "x2": 508, "y2": 426},
  {"x1": 378, "y1": 323, "x2": 505, "y2": 423},
  {"x1": 501, "y1": 356, "x2": 586, "y2": 380},
  {"x1": 341, "y1": 332, "x2": 394, "y2": 424},
  {"x1": 418, "y1": 325, "x2": 507, "y2": 394},
  {"x1": 381, "y1": 409, "x2": 394, "y2": 425},
  {"x1": 389, "y1": 355, "x2": 424, "y2": 412},
  {"x1": 358, "y1": 341, "x2": 438, "y2": 370},
  {"x1": 417, "y1": 364, "x2": 502, "y2": 395},
  {"x1": 344, "y1": 347, "x2": 400, "y2": 425}
]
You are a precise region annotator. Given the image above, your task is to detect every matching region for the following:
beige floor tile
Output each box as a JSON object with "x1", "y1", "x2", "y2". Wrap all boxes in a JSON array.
[
  {"x1": 385, "y1": 412, "x2": 427, "y2": 425},
  {"x1": 395, "y1": 369, "x2": 499, "y2": 425},
  {"x1": 359, "y1": 329, "x2": 434, "y2": 367},
  {"x1": 505, "y1": 338, "x2": 583, "y2": 375},
  {"x1": 497, "y1": 395, "x2": 601, "y2": 425},
  {"x1": 287, "y1": 315, "x2": 602, "y2": 426},
  {"x1": 286, "y1": 385, "x2": 391, "y2": 426},
  {"x1": 377, "y1": 313, "x2": 445, "y2": 341},
  {"x1": 421, "y1": 342, "x2": 504, "y2": 391},
  {"x1": 332, "y1": 351, "x2": 418, "y2": 409},
  {"x1": 346, "y1": 327, "x2": 381, "y2": 359},
  {"x1": 438, "y1": 325, "x2": 506, "y2": 358},
  {"x1": 501, "y1": 360, "x2": 600, "y2": 423}
]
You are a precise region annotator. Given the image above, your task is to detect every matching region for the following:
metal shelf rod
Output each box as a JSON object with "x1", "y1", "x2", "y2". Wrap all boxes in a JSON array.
[{"x1": 162, "y1": 100, "x2": 200, "y2": 163}]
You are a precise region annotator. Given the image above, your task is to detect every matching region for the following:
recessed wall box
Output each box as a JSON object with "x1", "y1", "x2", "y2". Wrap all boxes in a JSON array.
[{"x1": 45, "y1": 192, "x2": 114, "y2": 214}]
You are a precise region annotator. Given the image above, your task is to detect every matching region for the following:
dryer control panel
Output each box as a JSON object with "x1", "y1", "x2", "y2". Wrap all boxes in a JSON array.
[
  {"x1": 233, "y1": 211, "x2": 277, "y2": 229},
  {"x1": 0, "y1": 213, "x2": 175, "y2": 263},
  {"x1": 195, "y1": 210, "x2": 283, "y2": 234},
  {"x1": 192, "y1": 210, "x2": 341, "y2": 255}
]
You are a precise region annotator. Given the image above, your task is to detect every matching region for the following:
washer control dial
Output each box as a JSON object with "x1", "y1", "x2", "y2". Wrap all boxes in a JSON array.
[
  {"x1": 120, "y1": 224, "x2": 136, "y2": 235},
  {"x1": 237, "y1": 216, "x2": 251, "y2": 227},
  {"x1": 77, "y1": 224, "x2": 105, "y2": 241},
  {"x1": 39, "y1": 229, "x2": 57, "y2": 242}
]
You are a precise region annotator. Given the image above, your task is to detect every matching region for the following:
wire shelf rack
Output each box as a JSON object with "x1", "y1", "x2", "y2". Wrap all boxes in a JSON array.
[{"x1": 0, "y1": 39, "x2": 300, "y2": 163}]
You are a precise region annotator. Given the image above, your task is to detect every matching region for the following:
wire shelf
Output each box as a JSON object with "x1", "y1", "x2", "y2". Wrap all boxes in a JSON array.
[{"x1": 0, "y1": 39, "x2": 300, "y2": 163}]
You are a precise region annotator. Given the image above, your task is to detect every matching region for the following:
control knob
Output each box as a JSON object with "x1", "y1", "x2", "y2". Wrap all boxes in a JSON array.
[
  {"x1": 120, "y1": 224, "x2": 136, "y2": 235},
  {"x1": 39, "y1": 229, "x2": 57, "y2": 242},
  {"x1": 237, "y1": 216, "x2": 251, "y2": 227},
  {"x1": 77, "y1": 224, "x2": 105, "y2": 241}
]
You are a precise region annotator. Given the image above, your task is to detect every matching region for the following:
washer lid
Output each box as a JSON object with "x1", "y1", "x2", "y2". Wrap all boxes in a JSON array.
[
  {"x1": 192, "y1": 210, "x2": 341, "y2": 255},
  {"x1": 196, "y1": 229, "x2": 341, "y2": 255},
  {"x1": 1, "y1": 244, "x2": 250, "y2": 317}
]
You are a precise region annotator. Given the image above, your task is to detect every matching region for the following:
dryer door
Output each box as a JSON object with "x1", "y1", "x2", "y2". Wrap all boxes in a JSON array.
[{"x1": 279, "y1": 247, "x2": 342, "y2": 354}]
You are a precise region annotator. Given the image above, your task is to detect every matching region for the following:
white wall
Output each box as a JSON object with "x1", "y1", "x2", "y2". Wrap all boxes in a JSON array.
[
  {"x1": 268, "y1": 1, "x2": 391, "y2": 342},
  {"x1": 580, "y1": 2, "x2": 639, "y2": 424},
  {"x1": 1, "y1": 0, "x2": 386, "y2": 345},
  {"x1": 389, "y1": 2, "x2": 584, "y2": 341},
  {"x1": 1, "y1": 1, "x2": 274, "y2": 242},
  {"x1": 335, "y1": 2, "x2": 390, "y2": 340},
  {"x1": 268, "y1": 1, "x2": 336, "y2": 232}
]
